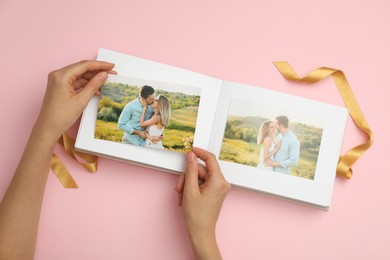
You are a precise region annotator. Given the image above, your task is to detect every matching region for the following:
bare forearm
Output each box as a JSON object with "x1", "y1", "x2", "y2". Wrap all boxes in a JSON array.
[
  {"x1": 140, "y1": 108, "x2": 147, "y2": 127},
  {"x1": 189, "y1": 230, "x2": 222, "y2": 260},
  {"x1": 267, "y1": 160, "x2": 281, "y2": 167},
  {"x1": 0, "y1": 60, "x2": 115, "y2": 260},
  {"x1": 133, "y1": 129, "x2": 145, "y2": 138},
  {"x1": 267, "y1": 148, "x2": 279, "y2": 158},
  {"x1": 0, "y1": 120, "x2": 57, "y2": 260}
]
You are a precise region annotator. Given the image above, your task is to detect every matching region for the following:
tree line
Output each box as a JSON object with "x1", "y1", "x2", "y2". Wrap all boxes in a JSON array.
[
  {"x1": 224, "y1": 115, "x2": 323, "y2": 152},
  {"x1": 97, "y1": 81, "x2": 200, "y2": 122}
]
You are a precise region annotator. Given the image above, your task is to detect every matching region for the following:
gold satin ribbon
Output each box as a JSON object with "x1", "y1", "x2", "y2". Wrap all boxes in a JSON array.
[
  {"x1": 50, "y1": 133, "x2": 98, "y2": 188},
  {"x1": 273, "y1": 61, "x2": 373, "y2": 179}
]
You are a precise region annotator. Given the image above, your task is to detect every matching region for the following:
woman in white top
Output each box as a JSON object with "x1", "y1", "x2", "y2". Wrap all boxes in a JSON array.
[
  {"x1": 256, "y1": 120, "x2": 281, "y2": 170},
  {"x1": 140, "y1": 94, "x2": 171, "y2": 149}
]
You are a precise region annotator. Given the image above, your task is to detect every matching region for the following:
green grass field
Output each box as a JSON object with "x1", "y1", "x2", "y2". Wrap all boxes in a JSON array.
[
  {"x1": 219, "y1": 138, "x2": 317, "y2": 180},
  {"x1": 219, "y1": 138, "x2": 261, "y2": 167},
  {"x1": 94, "y1": 120, "x2": 123, "y2": 142},
  {"x1": 94, "y1": 106, "x2": 198, "y2": 152},
  {"x1": 170, "y1": 107, "x2": 197, "y2": 128}
]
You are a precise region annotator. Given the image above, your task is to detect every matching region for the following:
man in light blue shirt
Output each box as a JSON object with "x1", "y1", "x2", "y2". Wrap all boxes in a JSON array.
[
  {"x1": 265, "y1": 115, "x2": 300, "y2": 174},
  {"x1": 118, "y1": 85, "x2": 155, "y2": 146}
]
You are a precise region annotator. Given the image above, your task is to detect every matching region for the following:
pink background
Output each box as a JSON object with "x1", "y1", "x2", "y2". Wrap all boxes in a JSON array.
[{"x1": 0, "y1": 0, "x2": 388, "y2": 259}]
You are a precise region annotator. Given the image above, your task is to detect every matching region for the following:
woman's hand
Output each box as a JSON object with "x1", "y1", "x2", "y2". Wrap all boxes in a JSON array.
[
  {"x1": 140, "y1": 97, "x2": 148, "y2": 109},
  {"x1": 146, "y1": 133, "x2": 159, "y2": 144},
  {"x1": 175, "y1": 147, "x2": 230, "y2": 260},
  {"x1": 36, "y1": 60, "x2": 116, "y2": 143}
]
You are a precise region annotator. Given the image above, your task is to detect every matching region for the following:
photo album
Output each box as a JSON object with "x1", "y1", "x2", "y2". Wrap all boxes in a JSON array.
[{"x1": 75, "y1": 48, "x2": 348, "y2": 209}]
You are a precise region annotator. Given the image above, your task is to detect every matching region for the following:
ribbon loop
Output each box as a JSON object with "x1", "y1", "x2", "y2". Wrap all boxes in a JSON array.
[
  {"x1": 273, "y1": 61, "x2": 374, "y2": 179},
  {"x1": 50, "y1": 153, "x2": 79, "y2": 188},
  {"x1": 50, "y1": 133, "x2": 98, "y2": 188}
]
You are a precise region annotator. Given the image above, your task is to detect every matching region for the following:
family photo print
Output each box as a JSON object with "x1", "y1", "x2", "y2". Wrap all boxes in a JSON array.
[{"x1": 94, "y1": 74, "x2": 201, "y2": 153}]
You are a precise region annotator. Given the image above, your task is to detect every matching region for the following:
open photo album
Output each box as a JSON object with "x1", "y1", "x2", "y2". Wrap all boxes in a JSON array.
[{"x1": 75, "y1": 48, "x2": 349, "y2": 209}]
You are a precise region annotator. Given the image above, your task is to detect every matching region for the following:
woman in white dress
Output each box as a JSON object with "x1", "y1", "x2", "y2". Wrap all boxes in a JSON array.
[
  {"x1": 140, "y1": 94, "x2": 171, "y2": 149},
  {"x1": 256, "y1": 120, "x2": 281, "y2": 170}
]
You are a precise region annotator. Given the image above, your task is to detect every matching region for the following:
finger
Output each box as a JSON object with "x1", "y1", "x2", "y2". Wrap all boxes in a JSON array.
[
  {"x1": 63, "y1": 60, "x2": 115, "y2": 78},
  {"x1": 175, "y1": 164, "x2": 205, "y2": 193},
  {"x1": 77, "y1": 71, "x2": 108, "y2": 104},
  {"x1": 74, "y1": 78, "x2": 89, "y2": 90},
  {"x1": 183, "y1": 151, "x2": 200, "y2": 193},
  {"x1": 178, "y1": 192, "x2": 183, "y2": 207},
  {"x1": 175, "y1": 173, "x2": 185, "y2": 207},
  {"x1": 175, "y1": 173, "x2": 185, "y2": 193},
  {"x1": 80, "y1": 69, "x2": 117, "y2": 81},
  {"x1": 197, "y1": 163, "x2": 207, "y2": 180},
  {"x1": 81, "y1": 71, "x2": 97, "y2": 80},
  {"x1": 107, "y1": 69, "x2": 118, "y2": 75},
  {"x1": 191, "y1": 147, "x2": 221, "y2": 173}
]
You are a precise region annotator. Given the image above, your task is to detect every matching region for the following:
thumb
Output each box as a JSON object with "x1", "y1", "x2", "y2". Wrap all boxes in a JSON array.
[
  {"x1": 184, "y1": 151, "x2": 200, "y2": 193},
  {"x1": 78, "y1": 71, "x2": 108, "y2": 101}
]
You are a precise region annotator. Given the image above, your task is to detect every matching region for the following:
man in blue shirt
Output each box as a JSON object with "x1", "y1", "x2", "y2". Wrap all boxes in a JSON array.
[
  {"x1": 118, "y1": 85, "x2": 155, "y2": 146},
  {"x1": 265, "y1": 115, "x2": 300, "y2": 174}
]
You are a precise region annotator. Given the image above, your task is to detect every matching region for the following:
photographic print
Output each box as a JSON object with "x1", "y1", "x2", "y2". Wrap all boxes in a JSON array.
[
  {"x1": 94, "y1": 74, "x2": 201, "y2": 153},
  {"x1": 76, "y1": 49, "x2": 348, "y2": 208},
  {"x1": 219, "y1": 98, "x2": 324, "y2": 180}
]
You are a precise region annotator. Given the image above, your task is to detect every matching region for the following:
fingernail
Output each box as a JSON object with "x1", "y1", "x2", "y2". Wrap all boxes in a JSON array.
[
  {"x1": 186, "y1": 152, "x2": 195, "y2": 162},
  {"x1": 98, "y1": 71, "x2": 108, "y2": 81}
]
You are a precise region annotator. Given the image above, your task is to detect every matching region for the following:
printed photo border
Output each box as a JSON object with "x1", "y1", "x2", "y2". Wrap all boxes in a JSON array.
[
  {"x1": 219, "y1": 98, "x2": 325, "y2": 180},
  {"x1": 95, "y1": 74, "x2": 202, "y2": 153},
  {"x1": 208, "y1": 81, "x2": 348, "y2": 208},
  {"x1": 75, "y1": 48, "x2": 223, "y2": 173}
]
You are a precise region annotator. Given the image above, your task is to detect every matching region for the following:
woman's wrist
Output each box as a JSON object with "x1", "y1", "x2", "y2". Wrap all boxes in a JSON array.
[
  {"x1": 189, "y1": 227, "x2": 216, "y2": 245},
  {"x1": 189, "y1": 229, "x2": 221, "y2": 260},
  {"x1": 32, "y1": 117, "x2": 62, "y2": 148}
]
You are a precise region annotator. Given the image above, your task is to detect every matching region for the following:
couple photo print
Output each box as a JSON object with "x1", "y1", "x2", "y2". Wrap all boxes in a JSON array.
[
  {"x1": 219, "y1": 98, "x2": 324, "y2": 180},
  {"x1": 94, "y1": 75, "x2": 201, "y2": 153}
]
